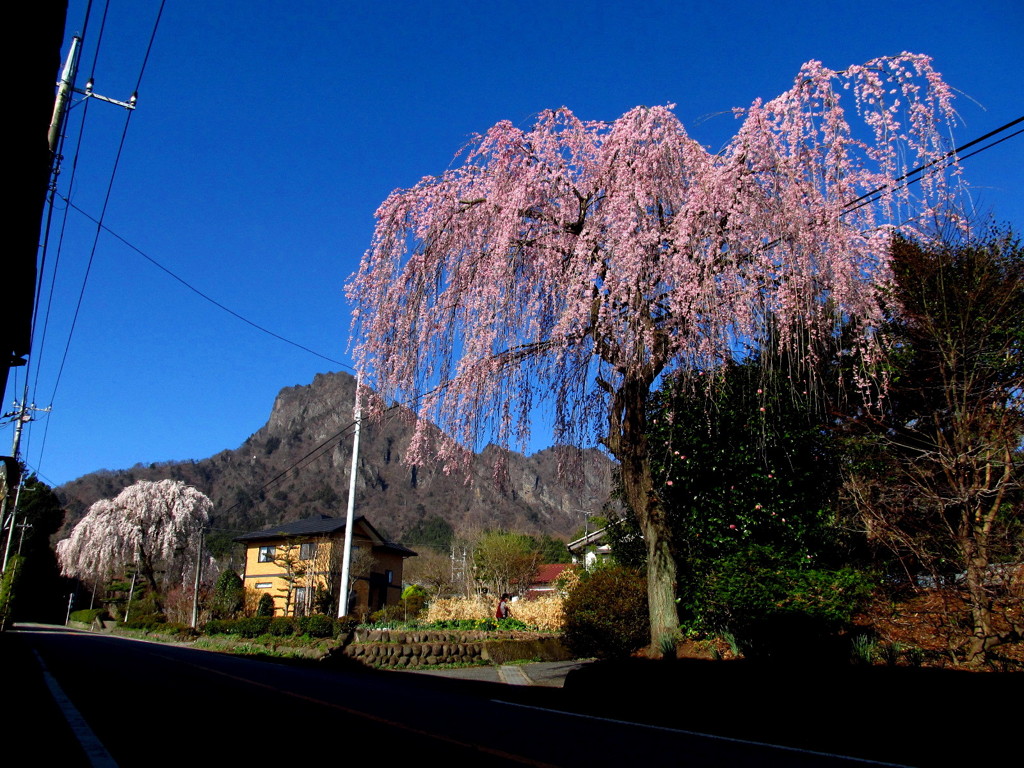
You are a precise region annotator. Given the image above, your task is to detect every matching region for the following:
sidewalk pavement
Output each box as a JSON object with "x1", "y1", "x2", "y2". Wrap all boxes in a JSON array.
[{"x1": 407, "y1": 658, "x2": 591, "y2": 687}]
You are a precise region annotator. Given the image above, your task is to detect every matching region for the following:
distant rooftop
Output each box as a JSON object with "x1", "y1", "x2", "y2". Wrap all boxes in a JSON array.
[
  {"x1": 234, "y1": 514, "x2": 360, "y2": 541},
  {"x1": 233, "y1": 514, "x2": 417, "y2": 557}
]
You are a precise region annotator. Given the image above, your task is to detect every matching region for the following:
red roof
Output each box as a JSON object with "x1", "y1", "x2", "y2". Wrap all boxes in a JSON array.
[{"x1": 532, "y1": 563, "x2": 573, "y2": 586}]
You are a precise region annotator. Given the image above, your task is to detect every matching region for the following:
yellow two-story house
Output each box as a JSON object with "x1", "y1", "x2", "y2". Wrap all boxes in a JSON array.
[{"x1": 235, "y1": 514, "x2": 416, "y2": 618}]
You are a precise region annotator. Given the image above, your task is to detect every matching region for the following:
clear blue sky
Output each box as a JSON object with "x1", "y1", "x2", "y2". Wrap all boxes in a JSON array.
[{"x1": 11, "y1": 0, "x2": 1023, "y2": 487}]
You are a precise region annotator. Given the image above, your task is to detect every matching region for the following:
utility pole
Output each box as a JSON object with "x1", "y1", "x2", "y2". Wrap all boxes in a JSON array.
[
  {"x1": 1, "y1": 401, "x2": 48, "y2": 573},
  {"x1": 190, "y1": 531, "x2": 204, "y2": 628},
  {"x1": 1, "y1": 30, "x2": 141, "y2": 574},
  {"x1": 50, "y1": 35, "x2": 137, "y2": 157},
  {"x1": 124, "y1": 570, "x2": 138, "y2": 623},
  {"x1": 338, "y1": 378, "x2": 362, "y2": 618},
  {"x1": 48, "y1": 35, "x2": 81, "y2": 152}
]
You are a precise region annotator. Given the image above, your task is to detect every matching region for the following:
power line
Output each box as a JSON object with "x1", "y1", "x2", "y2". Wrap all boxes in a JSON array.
[
  {"x1": 221, "y1": 117, "x2": 1024, "y2": 515},
  {"x1": 45, "y1": 1, "x2": 168, "y2": 410},
  {"x1": 26, "y1": 2, "x2": 168, "y2": 473},
  {"x1": 842, "y1": 115, "x2": 1024, "y2": 215},
  {"x1": 20, "y1": 56, "x2": 1022, "y2": 491},
  {"x1": 60, "y1": 198, "x2": 353, "y2": 371},
  {"x1": 174, "y1": 379, "x2": 453, "y2": 520}
]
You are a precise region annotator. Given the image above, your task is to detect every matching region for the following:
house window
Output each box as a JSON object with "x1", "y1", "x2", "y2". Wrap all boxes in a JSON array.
[
  {"x1": 300, "y1": 542, "x2": 317, "y2": 560},
  {"x1": 258, "y1": 546, "x2": 276, "y2": 563},
  {"x1": 293, "y1": 587, "x2": 308, "y2": 617},
  {"x1": 386, "y1": 569, "x2": 394, "y2": 584},
  {"x1": 255, "y1": 582, "x2": 272, "y2": 589}
]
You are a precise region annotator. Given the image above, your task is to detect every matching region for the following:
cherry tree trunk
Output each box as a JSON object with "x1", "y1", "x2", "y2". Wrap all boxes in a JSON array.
[{"x1": 606, "y1": 375, "x2": 680, "y2": 648}]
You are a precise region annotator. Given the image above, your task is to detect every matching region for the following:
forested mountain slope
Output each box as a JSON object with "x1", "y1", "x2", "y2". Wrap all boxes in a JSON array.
[{"x1": 56, "y1": 372, "x2": 613, "y2": 551}]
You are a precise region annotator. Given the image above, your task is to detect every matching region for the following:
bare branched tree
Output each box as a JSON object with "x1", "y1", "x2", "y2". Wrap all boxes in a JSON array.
[{"x1": 844, "y1": 226, "x2": 1023, "y2": 662}]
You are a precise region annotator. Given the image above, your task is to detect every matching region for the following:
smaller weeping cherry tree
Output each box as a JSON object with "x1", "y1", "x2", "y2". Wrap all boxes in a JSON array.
[
  {"x1": 57, "y1": 479, "x2": 213, "y2": 614},
  {"x1": 347, "y1": 54, "x2": 965, "y2": 648}
]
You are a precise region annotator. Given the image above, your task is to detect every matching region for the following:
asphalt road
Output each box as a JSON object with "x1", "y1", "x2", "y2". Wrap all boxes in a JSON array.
[{"x1": 8, "y1": 625, "x2": 914, "y2": 767}]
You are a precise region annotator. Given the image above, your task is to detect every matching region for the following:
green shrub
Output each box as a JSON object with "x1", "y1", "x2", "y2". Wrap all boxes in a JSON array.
[
  {"x1": 203, "y1": 619, "x2": 233, "y2": 635},
  {"x1": 312, "y1": 587, "x2": 335, "y2": 616},
  {"x1": 268, "y1": 617, "x2": 296, "y2": 636},
  {"x1": 122, "y1": 613, "x2": 167, "y2": 630},
  {"x1": 370, "y1": 604, "x2": 406, "y2": 623},
  {"x1": 0, "y1": 556, "x2": 24, "y2": 630},
  {"x1": 152, "y1": 622, "x2": 198, "y2": 638},
  {"x1": 400, "y1": 584, "x2": 429, "y2": 617},
  {"x1": 235, "y1": 617, "x2": 272, "y2": 638},
  {"x1": 69, "y1": 608, "x2": 108, "y2": 624},
  {"x1": 255, "y1": 593, "x2": 275, "y2": 617},
  {"x1": 299, "y1": 614, "x2": 336, "y2": 638},
  {"x1": 563, "y1": 565, "x2": 649, "y2": 659},
  {"x1": 335, "y1": 614, "x2": 360, "y2": 633},
  {"x1": 697, "y1": 546, "x2": 873, "y2": 661},
  {"x1": 210, "y1": 570, "x2": 245, "y2": 619}
]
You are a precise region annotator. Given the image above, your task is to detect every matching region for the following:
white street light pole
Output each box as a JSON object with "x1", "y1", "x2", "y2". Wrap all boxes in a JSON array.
[{"x1": 338, "y1": 377, "x2": 362, "y2": 618}]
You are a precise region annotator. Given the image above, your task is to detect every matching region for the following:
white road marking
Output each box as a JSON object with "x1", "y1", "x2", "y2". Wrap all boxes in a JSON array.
[
  {"x1": 494, "y1": 700, "x2": 913, "y2": 767},
  {"x1": 32, "y1": 649, "x2": 119, "y2": 767}
]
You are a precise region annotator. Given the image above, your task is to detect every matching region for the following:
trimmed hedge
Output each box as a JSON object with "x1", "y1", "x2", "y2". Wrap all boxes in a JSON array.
[
  {"x1": 203, "y1": 614, "x2": 344, "y2": 639},
  {"x1": 69, "y1": 608, "x2": 109, "y2": 624},
  {"x1": 563, "y1": 566, "x2": 649, "y2": 659}
]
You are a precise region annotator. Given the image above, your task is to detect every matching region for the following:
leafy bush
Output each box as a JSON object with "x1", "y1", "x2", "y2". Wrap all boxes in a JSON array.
[
  {"x1": 370, "y1": 604, "x2": 407, "y2": 623},
  {"x1": 299, "y1": 614, "x2": 336, "y2": 638},
  {"x1": 268, "y1": 617, "x2": 296, "y2": 636},
  {"x1": 150, "y1": 622, "x2": 198, "y2": 638},
  {"x1": 255, "y1": 593, "x2": 275, "y2": 617},
  {"x1": 209, "y1": 570, "x2": 244, "y2": 619},
  {"x1": 204, "y1": 614, "x2": 343, "y2": 639},
  {"x1": 401, "y1": 584, "x2": 429, "y2": 617},
  {"x1": 203, "y1": 619, "x2": 233, "y2": 635},
  {"x1": 0, "y1": 555, "x2": 24, "y2": 630},
  {"x1": 563, "y1": 565, "x2": 649, "y2": 659},
  {"x1": 697, "y1": 546, "x2": 873, "y2": 661},
  {"x1": 235, "y1": 617, "x2": 272, "y2": 638},
  {"x1": 335, "y1": 614, "x2": 361, "y2": 633},
  {"x1": 69, "y1": 608, "x2": 108, "y2": 624},
  {"x1": 122, "y1": 613, "x2": 167, "y2": 630}
]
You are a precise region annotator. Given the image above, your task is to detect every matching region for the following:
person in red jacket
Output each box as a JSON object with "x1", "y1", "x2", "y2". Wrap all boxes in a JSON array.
[{"x1": 496, "y1": 593, "x2": 511, "y2": 620}]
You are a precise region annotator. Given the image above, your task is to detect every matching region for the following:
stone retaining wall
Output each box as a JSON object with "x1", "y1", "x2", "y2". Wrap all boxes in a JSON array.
[{"x1": 343, "y1": 630, "x2": 571, "y2": 668}]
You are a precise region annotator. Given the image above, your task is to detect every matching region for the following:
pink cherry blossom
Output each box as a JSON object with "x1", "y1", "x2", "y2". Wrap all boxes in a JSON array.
[
  {"x1": 346, "y1": 54, "x2": 963, "y2": 644},
  {"x1": 56, "y1": 480, "x2": 214, "y2": 596}
]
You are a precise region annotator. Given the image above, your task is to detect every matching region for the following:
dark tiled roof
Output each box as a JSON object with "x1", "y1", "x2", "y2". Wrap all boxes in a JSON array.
[
  {"x1": 233, "y1": 514, "x2": 417, "y2": 557},
  {"x1": 376, "y1": 541, "x2": 418, "y2": 557},
  {"x1": 233, "y1": 514, "x2": 360, "y2": 541}
]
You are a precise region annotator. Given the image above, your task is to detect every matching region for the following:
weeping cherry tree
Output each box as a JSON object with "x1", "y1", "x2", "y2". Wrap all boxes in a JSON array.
[
  {"x1": 347, "y1": 54, "x2": 964, "y2": 646},
  {"x1": 57, "y1": 479, "x2": 212, "y2": 611}
]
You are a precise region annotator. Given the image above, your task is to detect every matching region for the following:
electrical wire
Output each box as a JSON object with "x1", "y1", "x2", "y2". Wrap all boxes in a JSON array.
[
  {"x1": 842, "y1": 115, "x2": 1024, "y2": 215},
  {"x1": 17, "y1": 4, "x2": 101, "y2": 464},
  {"x1": 26, "y1": 1, "x2": 168, "y2": 472},
  {"x1": 19, "y1": 31, "x2": 1024, "y2": 494},
  {"x1": 49, "y1": 111, "x2": 1024, "y2": 517},
  {"x1": 60, "y1": 198, "x2": 353, "y2": 371},
  {"x1": 52, "y1": 114, "x2": 1024, "y2": 396}
]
